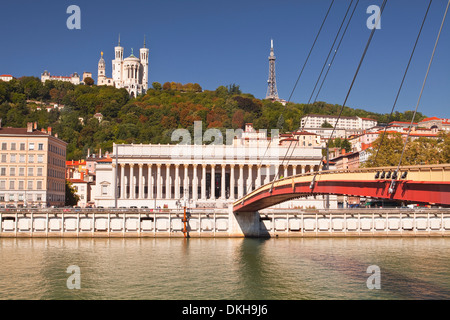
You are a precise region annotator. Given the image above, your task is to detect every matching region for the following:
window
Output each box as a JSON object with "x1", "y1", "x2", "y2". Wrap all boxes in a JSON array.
[
  {"x1": 19, "y1": 155, "x2": 25, "y2": 163},
  {"x1": 37, "y1": 167, "x2": 43, "y2": 176},
  {"x1": 10, "y1": 154, "x2": 16, "y2": 163},
  {"x1": 0, "y1": 167, "x2": 5, "y2": 176},
  {"x1": 9, "y1": 167, "x2": 15, "y2": 176},
  {"x1": 18, "y1": 194, "x2": 23, "y2": 201},
  {"x1": 37, "y1": 155, "x2": 43, "y2": 163},
  {"x1": 0, "y1": 181, "x2": 5, "y2": 190},
  {"x1": 18, "y1": 181, "x2": 24, "y2": 190},
  {"x1": 9, "y1": 180, "x2": 15, "y2": 190},
  {"x1": 36, "y1": 194, "x2": 42, "y2": 201},
  {"x1": 29, "y1": 143, "x2": 35, "y2": 151},
  {"x1": 0, "y1": 194, "x2": 4, "y2": 201},
  {"x1": 102, "y1": 184, "x2": 108, "y2": 195},
  {"x1": 0, "y1": 154, "x2": 6, "y2": 163},
  {"x1": 19, "y1": 167, "x2": 25, "y2": 176},
  {"x1": 9, "y1": 194, "x2": 14, "y2": 201},
  {"x1": 28, "y1": 155, "x2": 34, "y2": 163},
  {"x1": 27, "y1": 180, "x2": 33, "y2": 190},
  {"x1": 10, "y1": 143, "x2": 16, "y2": 151},
  {"x1": 28, "y1": 167, "x2": 34, "y2": 176},
  {"x1": 1, "y1": 143, "x2": 6, "y2": 150},
  {"x1": 20, "y1": 143, "x2": 25, "y2": 151},
  {"x1": 38, "y1": 143, "x2": 44, "y2": 151},
  {"x1": 37, "y1": 181, "x2": 42, "y2": 190}
]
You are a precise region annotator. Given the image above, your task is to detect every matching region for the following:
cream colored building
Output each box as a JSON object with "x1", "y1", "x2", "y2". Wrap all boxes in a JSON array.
[
  {"x1": 41, "y1": 70, "x2": 80, "y2": 85},
  {"x1": 93, "y1": 124, "x2": 336, "y2": 209},
  {"x1": 0, "y1": 122, "x2": 67, "y2": 208}
]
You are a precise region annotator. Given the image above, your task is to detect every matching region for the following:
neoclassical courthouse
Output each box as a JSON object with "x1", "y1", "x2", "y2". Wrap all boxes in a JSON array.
[{"x1": 94, "y1": 124, "x2": 337, "y2": 209}]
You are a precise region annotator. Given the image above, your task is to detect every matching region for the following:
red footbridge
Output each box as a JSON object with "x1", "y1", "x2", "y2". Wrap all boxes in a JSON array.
[{"x1": 233, "y1": 164, "x2": 450, "y2": 213}]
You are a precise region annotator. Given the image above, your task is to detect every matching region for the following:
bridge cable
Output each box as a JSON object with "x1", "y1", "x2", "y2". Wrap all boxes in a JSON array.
[
  {"x1": 241, "y1": 0, "x2": 336, "y2": 203},
  {"x1": 389, "y1": 0, "x2": 450, "y2": 194},
  {"x1": 306, "y1": 0, "x2": 388, "y2": 188},
  {"x1": 371, "y1": 0, "x2": 433, "y2": 167},
  {"x1": 312, "y1": 0, "x2": 360, "y2": 103},
  {"x1": 269, "y1": 0, "x2": 358, "y2": 194}
]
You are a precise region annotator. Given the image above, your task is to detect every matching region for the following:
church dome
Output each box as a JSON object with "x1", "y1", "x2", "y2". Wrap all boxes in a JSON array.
[{"x1": 124, "y1": 48, "x2": 140, "y2": 62}]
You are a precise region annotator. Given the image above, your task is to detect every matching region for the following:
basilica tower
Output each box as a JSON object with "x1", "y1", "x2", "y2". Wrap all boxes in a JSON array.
[
  {"x1": 97, "y1": 51, "x2": 106, "y2": 84},
  {"x1": 139, "y1": 36, "x2": 149, "y2": 91},
  {"x1": 112, "y1": 34, "x2": 124, "y2": 87}
]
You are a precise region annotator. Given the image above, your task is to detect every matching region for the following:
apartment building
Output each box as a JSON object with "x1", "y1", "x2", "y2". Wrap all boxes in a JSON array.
[{"x1": 0, "y1": 122, "x2": 67, "y2": 208}]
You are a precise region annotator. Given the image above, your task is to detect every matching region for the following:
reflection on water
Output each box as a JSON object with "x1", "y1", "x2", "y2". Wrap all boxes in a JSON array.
[{"x1": 1, "y1": 237, "x2": 450, "y2": 300}]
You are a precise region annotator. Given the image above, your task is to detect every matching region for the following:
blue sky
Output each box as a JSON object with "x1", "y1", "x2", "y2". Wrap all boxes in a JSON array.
[{"x1": 0, "y1": 0, "x2": 449, "y2": 118}]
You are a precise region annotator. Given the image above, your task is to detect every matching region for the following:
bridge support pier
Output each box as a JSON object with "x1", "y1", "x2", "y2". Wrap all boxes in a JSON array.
[{"x1": 228, "y1": 206, "x2": 269, "y2": 238}]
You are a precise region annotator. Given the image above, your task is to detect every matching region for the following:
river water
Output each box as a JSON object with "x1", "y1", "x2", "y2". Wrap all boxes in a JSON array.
[{"x1": 0, "y1": 237, "x2": 449, "y2": 300}]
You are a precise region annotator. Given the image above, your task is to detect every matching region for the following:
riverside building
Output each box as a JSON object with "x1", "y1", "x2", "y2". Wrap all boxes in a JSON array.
[
  {"x1": 0, "y1": 122, "x2": 67, "y2": 208},
  {"x1": 93, "y1": 123, "x2": 337, "y2": 209}
]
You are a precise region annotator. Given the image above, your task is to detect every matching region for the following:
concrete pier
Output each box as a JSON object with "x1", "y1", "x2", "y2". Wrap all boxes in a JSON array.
[{"x1": 0, "y1": 208, "x2": 449, "y2": 238}]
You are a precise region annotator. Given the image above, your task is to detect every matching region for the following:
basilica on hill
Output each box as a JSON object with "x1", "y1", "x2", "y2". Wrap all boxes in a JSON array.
[{"x1": 98, "y1": 35, "x2": 149, "y2": 98}]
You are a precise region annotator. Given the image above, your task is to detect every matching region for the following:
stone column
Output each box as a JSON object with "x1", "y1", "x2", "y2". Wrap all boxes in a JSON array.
[
  {"x1": 201, "y1": 164, "x2": 207, "y2": 200},
  {"x1": 210, "y1": 164, "x2": 215, "y2": 200},
  {"x1": 247, "y1": 164, "x2": 253, "y2": 193},
  {"x1": 147, "y1": 164, "x2": 152, "y2": 199},
  {"x1": 238, "y1": 164, "x2": 244, "y2": 198},
  {"x1": 284, "y1": 165, "x2": 288, "y2": 179},
  {"x1": 265, "y1": 164, "x2": 271, "y2": 184},
  {"x1": 310, "y1": 165, "x2": 314, "y2": 173},
  {"x1": 256, "y1": 165, "x2": 262, "y2": 188},
  {"x1": 156, "y1": 164, "x2": 162, "y2": 199},
  {"x1": 175, "y1": 164, "x2": 180, "y2": 199},
  {"x1": 230, "y1": 164, "x2": 235, "y2": 200},
  {"x1": 293, "y1": 165, "x2": 297, "y2": 176},
  {"x1": 138, "y1": 164, "x2": 143, "y2": 199},
  {"x1": 193, "y1": 164, "x2": 198, "y2": 201},
  {"x1": 166, "y1": 164, "x2": 171, "y2": 199},
  {"x1": 221, "y1": 164, "x2": 226, "y2": 200},
  {"x1": 130, "y1": 164, "x2": 135, "y2": 199},
  {"x1": 184, "y1": 164, "x2": 189, "y2": 199},
  {"x1": 120, "y1": 163, "x2": 126, "y2": 199}
]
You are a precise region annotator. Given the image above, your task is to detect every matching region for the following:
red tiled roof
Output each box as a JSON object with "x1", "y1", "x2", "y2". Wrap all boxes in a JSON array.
[
  {"x1": 420, "y1": 117, "x2": 440, "y2": 122},
  {"x1": 0, "y1": 74, "x2": 13, "y2": 77},
  {"x1": 0, "y1": 127, "x2": 48, "y2": 136}
]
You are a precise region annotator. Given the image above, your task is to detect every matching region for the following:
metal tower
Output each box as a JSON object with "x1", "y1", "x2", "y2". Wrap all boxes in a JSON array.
[{"x1": 265, "y1": 39, "x2": 279, "y2": 100}]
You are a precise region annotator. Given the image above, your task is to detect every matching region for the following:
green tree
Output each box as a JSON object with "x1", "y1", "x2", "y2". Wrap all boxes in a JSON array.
[
  {"x1": 321, "y1": 120, "x2": 333, "y2": 128},
  {"x1": 84, "y1": 77, "x2": 95, "y2": 86},
  {"x1": 65, "y1": 181, "x2": 80, "y2": 206}
]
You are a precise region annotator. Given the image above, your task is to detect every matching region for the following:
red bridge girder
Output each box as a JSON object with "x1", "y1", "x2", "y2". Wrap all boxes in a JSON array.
[{"x1": 233, "y1": 180, "x2": 450, "y2": 213}]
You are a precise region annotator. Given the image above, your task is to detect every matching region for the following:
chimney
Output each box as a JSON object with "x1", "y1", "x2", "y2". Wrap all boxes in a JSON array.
[
  {"x1": 27, "y1": 122, "x2": 33, "y2": 133},
  {"x1": 55, "y1": 133, "x2": 58, "y2": 138},
  {"x1": 87, "y1": 148, "x2": 90, "y2": 158},
  {"x1": 33, "y1": 122, "x2": 37, "y2": 130},
  {"x1": 47, "y1": 127, "x2": 52, "y2": 136},
  {"x1": 0, "y1": 118, "x2": 2, "y2": 128},
  {"x1": 99, "y1": 148, "x2": 102, "y2": 158}
]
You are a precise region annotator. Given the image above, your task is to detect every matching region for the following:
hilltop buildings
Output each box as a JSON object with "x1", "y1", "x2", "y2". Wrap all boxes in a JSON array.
[{"x1": 97, "y1": 36, "x2": 149, "y2": 97}]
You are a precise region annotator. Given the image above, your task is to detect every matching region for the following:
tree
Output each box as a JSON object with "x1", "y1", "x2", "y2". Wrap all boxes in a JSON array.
[
  {"x1": 152, "y1": 82, "x2": 162, "y2": 91},
  {"x1": 84, "y1": 77, "x2": 95, "y2": 86},
  {"x1": 65, "y1": 181, "x2": 80, "y2": 206},
  {"x1": 321, "y1": 120, "x2": 333, "y2": 128},
  {"x1": 162, "y1": 82, "x2": 171, "y2": 91}
]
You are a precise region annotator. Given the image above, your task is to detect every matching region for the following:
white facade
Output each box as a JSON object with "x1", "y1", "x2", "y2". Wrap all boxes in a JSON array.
[
  {"x1": 93, "y1": 136, "x2": 336, "y2": 210},
  {"x1": 98, "y1": 36, "x2": 149, "y2": 98},
  {"x1": 41, "y1": 71, "x2": 80, "y2": 85},
  {"x1": 0, "y1": 74, "x2": 13, "y2": 82},
  {"x1": 301, "y1": 115, "x2": 377, "y2": 131}
]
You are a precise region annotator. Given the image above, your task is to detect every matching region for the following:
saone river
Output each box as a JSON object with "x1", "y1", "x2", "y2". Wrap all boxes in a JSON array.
[{"x1": 1, "y1": 237, "x2": 449, "y2": 300}]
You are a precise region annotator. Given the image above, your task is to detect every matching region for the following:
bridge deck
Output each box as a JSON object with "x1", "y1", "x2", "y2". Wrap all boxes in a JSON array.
[{"x1": 233, "y1": 164, "x2": 450, "y2": 212}]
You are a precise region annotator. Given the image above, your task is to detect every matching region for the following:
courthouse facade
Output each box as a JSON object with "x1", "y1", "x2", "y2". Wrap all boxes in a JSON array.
[{"x1": 94, "y1": 124, "x2": 336, "y2": 209}]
